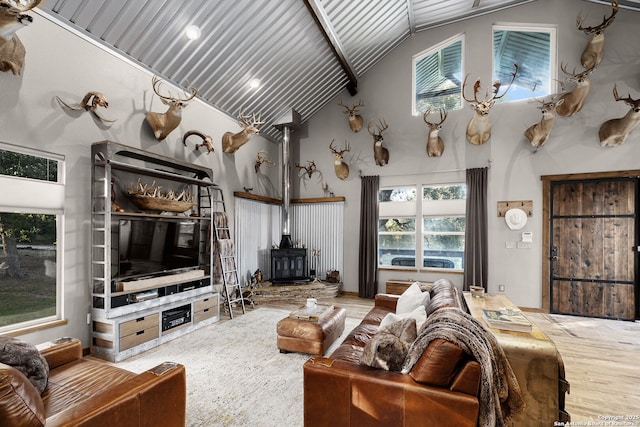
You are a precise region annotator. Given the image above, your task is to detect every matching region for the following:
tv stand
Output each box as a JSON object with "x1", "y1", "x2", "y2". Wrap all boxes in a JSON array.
[{"x1": 90, "y1": 141, "x2": 220, "y2": 362}]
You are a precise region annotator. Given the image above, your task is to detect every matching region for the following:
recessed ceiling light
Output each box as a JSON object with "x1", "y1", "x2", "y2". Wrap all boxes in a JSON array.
[
  {"x1": 185, "y1": 25, "x2": 201, "y2": 41},
  {"x1": 249, "y1": 78, "x2": 261, "y2": 89}
]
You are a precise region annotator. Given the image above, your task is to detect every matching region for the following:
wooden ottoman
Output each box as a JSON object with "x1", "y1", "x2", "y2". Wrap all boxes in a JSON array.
[{"x1": 277, "y1": 306, "x2": 346, "y2": 356}]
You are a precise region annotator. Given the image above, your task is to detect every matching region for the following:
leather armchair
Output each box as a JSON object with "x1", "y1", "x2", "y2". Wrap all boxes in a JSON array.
[{"x1": 1, "y1": 337, "x2": 186, "y2": 427}]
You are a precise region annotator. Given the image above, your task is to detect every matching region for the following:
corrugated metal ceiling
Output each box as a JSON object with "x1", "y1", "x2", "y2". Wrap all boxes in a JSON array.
[{"x1": 34, "y1": 0, "x2": 637, "y2": 142}]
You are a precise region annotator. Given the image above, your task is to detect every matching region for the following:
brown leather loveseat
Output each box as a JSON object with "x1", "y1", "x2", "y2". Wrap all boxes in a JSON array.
[
  {"x1": 1, "y1": 337, "x2": 186, "y2": 427},
  {"x1": 304, "y1": 279, "x2": 484, "y2": 427}
]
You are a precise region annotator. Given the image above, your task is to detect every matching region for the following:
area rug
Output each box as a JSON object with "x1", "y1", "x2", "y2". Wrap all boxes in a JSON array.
[{"x1": 116, "y1": 307, "x2": 360, "y2": 427}]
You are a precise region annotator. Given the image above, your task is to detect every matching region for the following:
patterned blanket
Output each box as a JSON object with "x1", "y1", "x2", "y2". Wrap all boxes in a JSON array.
[{"x1": 402, "y1": 307, "x2": 525, "y2": 427}]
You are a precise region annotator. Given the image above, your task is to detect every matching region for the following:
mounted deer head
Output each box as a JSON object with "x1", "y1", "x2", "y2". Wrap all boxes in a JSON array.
[
  {"x1": 338, "y1": 99, "x2": 365, "y2": 132},
  {"x1": 577, "y1": 0, "x2": 618, "y2": 69},
  {"x1": 222, "y1": 111, "x2": 265, "y2": 154},
  {"x1": 524, "y1": 95, "x2": 565, "y2": 152},
  {"x1": 183, "y1": 130, "x2": 214, "y2": 154},
  {"x1": 463, "y1": 63, "x2": 519, "y2": 145},
  {"x1": 556, "y1": 63, "x2": 595, "y2": 117},
  {"x1": 599, "y1": 84, "x2": 640, "y2": 147},
  {"x1": 55, "y1": 91, "x2": 116, "y2": 124},
  {"x1": 295, "y1": 160, "x2": 318, "y2": 178},
  {"x1": 423, "y1": 107, "x2": 448, "y2": 158},
  {"x1": 254, "y1": 150, "x2": 274, "y2": 173},
  {"x1": 329, "y1": 140, "x2": 350, "y2": 180},
  {"x1": 368, "y1": 119, "x2": 390, "y2": 166},
  {"x1": 145, "y1": 75, "x2": 197, "y2": 141},
  {"x1": 0, "y1": 0, "x2": 41, "y2": 75}
]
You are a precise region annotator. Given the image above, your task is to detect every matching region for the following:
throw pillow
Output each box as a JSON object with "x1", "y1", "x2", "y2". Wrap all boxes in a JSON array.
[
  {"x1": 360, "y1": 318, "x2": 418, "y2": 371},
  {"x1": 0, "y1": 336, "x2": 49, "y2": 394},
  {"x1": 380, "y1": 305, "x2": 427, "y2": 331},
  {"x1": 396, "y1": 282, "x2": 430, "y2": 314}
]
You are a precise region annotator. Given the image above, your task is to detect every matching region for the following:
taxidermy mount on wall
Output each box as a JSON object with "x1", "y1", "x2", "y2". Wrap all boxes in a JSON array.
[
  {"x1": 523, "y1": 95, "x2": 564, "y2": 152},
  {"x1": 463, "y1": 63, "x2": 519, "y2": 145},
  {"x1": 0, "y1": 0, "x2": 41, "y2": 75},
  {"x1": 576, "y1": 0, "x2": 618, "y2": 69},
  {"x1": 295, "y1": 160, "x2": 318, "y2": 178},
  {"x1": 145, "y1": 75, "x2": 197, "y2": 141},
  {"x1": 423, "y1": 108, "x2": 448, "y2": 158},
  {"x1": 599, "y1": 84, "x2": 640, "y2": 147},
  {"x1": 254, "y1": 150, "x2": 274, "y2": 173},
  {"x1": 338, "y1": 99, "x2": 364, "y2": 132},
  {"x1": 368, "y1": 119, "x2": 389, "y2": 166},
  {"x1": 329, "y1": 140, "x2": 350, "y2": 180},
  {"x1": 222, "y1": 111, "x2": 265, "y2": 154},
  {"x1": 55, "y1": 92, "x2": 116, "y2": 124},
  {"x1": 183, "y1": 130, "x2": 213, "y2": 154},
  {"x1": 556, "y1": 63, "x2": 595, "y2": 117}
]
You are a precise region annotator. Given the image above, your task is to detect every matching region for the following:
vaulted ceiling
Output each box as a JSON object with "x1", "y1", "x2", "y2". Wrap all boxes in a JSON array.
[{"x1": 36, "y1": 0, "x2": 639, "y2": 141}]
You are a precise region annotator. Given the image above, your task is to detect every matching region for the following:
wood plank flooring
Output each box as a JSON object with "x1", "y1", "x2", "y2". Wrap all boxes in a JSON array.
[{"x1": 229, "y1": 293, "x2": 640, "y2": 423}]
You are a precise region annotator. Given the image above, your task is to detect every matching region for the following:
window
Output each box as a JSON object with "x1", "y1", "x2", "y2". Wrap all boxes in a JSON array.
[
  {"x1": 378, "y1": 183, "x2": 466, "y2": 271},
  {"x1": 413, "y1": 34, "x2": 464, "y2": 115},
  {"x1": 493, "y1": 25, "x2": 556, "y2": 102},
  {"x1": 422, "y1": 184, "x2": 466, "y2": 270},
  {"x1": 0, "y1": 143, "x2": 65, "y2": 332}
]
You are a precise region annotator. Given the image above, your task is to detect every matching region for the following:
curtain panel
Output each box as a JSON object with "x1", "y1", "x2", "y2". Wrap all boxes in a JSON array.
[
  {"x1": 358, "y1": 175, "x2": 379, "y2": 298},
  {"x1": 463, "y1": 167, "x2": 488, "y2": 291}
]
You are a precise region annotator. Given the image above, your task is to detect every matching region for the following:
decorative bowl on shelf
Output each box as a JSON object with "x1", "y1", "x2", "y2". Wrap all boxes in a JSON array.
[{"x1": 127, "y1": 193, "x2": 193, "y2": 213}]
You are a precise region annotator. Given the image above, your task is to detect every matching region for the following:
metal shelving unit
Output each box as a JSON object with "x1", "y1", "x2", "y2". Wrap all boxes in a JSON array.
[{"x1": 90, "y1": 141, "x2": 220, "y2": 362}]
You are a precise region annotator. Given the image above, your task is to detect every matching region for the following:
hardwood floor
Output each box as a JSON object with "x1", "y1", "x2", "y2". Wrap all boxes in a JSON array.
[{"x1": 229, "y1": 293, "x2": 640, "y2": 423}]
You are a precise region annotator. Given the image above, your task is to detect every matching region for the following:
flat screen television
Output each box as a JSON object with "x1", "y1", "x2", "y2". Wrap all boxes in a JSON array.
[{"x1": 113, "y1": 218, "x2": 201, "y2": 282}]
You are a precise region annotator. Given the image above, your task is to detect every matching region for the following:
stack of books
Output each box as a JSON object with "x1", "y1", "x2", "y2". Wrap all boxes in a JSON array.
[{"x1": 482, "y1": 308, "x2": 532, "y2": 333}]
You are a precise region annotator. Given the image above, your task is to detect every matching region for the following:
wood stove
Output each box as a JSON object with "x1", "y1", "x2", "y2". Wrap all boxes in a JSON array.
[{"x1": 271, "y1": 248, "x2": 307, "y2": 283}]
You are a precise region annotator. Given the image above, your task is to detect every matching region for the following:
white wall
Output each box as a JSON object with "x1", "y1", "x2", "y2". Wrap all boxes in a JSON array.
[
  {"x1": 0, "y1": 14, "x2": 280, "y2": 346},
  {"x1": 295, "y1": 0, "x2": 640, "y2": 307}
]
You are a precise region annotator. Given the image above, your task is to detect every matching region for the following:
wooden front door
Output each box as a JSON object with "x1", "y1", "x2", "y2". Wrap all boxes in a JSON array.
[{"x1": 550, "y1": 178, "x2": 637, "y2": 320}]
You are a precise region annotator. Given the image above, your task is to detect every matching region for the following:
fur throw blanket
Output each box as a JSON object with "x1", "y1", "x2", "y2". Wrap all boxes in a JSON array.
[
  {"x1": 0, "y1": 335, "x2": 49, "y2": 394},
  {"x1": 401, "y1": 307, "x2": 525, "y2": 427}
]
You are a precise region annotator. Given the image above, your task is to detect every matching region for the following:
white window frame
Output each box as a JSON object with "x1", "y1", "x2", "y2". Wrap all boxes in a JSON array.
[
  {"x1": 412, "y1": 33, "x2": 465, "y2": 115},
  {"x1": 492, "y1": 23, "x2": 558, "y2": 103},
  {"x1": 378, "y1": 181, "x2": 465, "y2": 272},
  {"x1": 0, "y1": 142, "x2": 65, "y2": 332}
]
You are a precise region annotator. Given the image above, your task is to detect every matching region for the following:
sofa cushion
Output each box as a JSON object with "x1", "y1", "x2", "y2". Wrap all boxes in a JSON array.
[
  {"x1": 380, "y1": 305, "x2": 426, "y2": 331},
  {"x1": 408, "y1": 337, "x2": 465, "y2": 386},
  {"x1": 0, "y1": 362, "x2": 46, "y2": 427},
  {"x1": 0, "y1": 336, "x2": 49, "y2": 394},
  {"x1": 396, "y1": 282, "x2": 430, "y2": 315},
  {"x1": 360, "y1": 318, "x2": 417, "y2": 371}
]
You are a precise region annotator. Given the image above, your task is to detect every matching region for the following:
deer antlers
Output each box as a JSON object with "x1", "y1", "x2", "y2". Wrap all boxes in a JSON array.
[
  {"x1": 599, "y1": 83, "x2": 640, "y2": 147},
  {"x1": 255, "y1": 150, "x2": 274, "y2": 173},
  {"x1": 463, "y1": 63, "x2": 519, "y2": 145},
  {"x1": 222, "y1": 110, "x2": 265, "y2": 154},
  {"x1": 338, "y1": 99, "x2": 365, "y2": 132},
  {"x1": 295, "y1": 160, "x2": 318, "y2": 178},
  {"x1": 329, "y1": 139, "x2": 350, "y2": 180},
  {"x1": 145, "y1": 75, "x2": 197, "y2": 140},
  {"x1": 151, "y1": 75, "x2": 197, "y2": 104},
  {"x1": 423, "y1": 108, "x2": 448, "y2": 157},
  {"x1": 576, "y1": 0, "x2": 618, "y2": 69}
]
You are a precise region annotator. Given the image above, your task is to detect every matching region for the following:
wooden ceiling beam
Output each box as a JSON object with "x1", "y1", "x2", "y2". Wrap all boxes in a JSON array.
[{"x1": 303, "y1": 0, "x2": 359, "y2": 95}]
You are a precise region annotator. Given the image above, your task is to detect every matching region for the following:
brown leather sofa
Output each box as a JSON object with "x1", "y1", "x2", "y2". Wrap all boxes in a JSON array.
[
  {"x1": 303, "y1": 279, "x2": 482, "y2": 427},
  {"x1": 1, "y1": 337, "x2": 186, "y2": 427}
]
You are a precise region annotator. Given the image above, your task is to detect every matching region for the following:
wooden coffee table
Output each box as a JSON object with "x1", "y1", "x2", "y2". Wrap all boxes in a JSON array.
[
  {"x1": 276, "y1": 305, "x2": 346, "y2": 356},
  {"x1": 463, "y1": 292, "x2": 570, "y2": 426}
]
